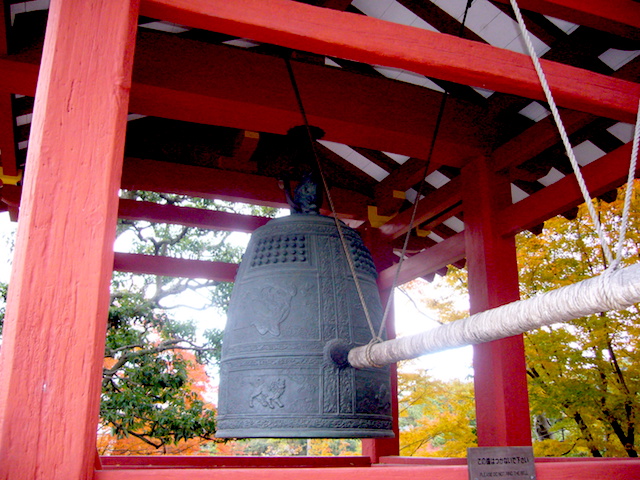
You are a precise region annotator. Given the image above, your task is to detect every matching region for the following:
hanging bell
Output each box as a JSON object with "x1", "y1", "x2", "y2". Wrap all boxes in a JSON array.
[{"x1": 216, "y1": 211, "x2": 394, "y2": 438}]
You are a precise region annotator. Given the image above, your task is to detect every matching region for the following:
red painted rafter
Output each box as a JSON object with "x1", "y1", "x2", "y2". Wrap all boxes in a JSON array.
[
  {"x1": 0, "y1": 93, "x2": 17, "y2": 176},
  {"x1": 0, "y1": 0, "x2": 7, "y2": 55},
  {"x1": 121, "y1": 157, "x2": 370, "y2": 220},
  {"x1": 396, "y1": 0, "x2": 485, "y2": 42},
  {"x1": 113, "y1": 252, "x2": 238, "y2": 282},
  {"x1": 492, "y1": 0, "x2": 640, "y2": 41},
  {"x1": 418, "y1": 204, "x2": 464, "y2": 234},
  {"x1": 0, "y1": 0, "x2": 17, "y2": 177},
  {"x1": 127, "y1": 30, "x2": 485, "y2": 164},
  {"x1": 0, "y1": 57, "x2": 38, "y2": 96},
  {"x1": 373, "y1": 158, "x2": 438, "y2": 215},
  {"x1": 0, "y1": 41, "x2": 484, "y2": 165},
  {"x1": 379, "y1": 177, "x2": 462, "y2": 240},
  {"x1": 118, "y1": 199, "x2": 271, "y2": 233},
  {"x1": 491, "y1": 109, "x2": 596, "y2": 174},
  {"x1": 500, "y1": 143, "x2": 638, "y2": 236},
  {"x1": 378, "y1": 232, "x2": 465, "y2": 290},
  {"x1": 141, "y1": 0, "x2": 640, "y2": 123}
]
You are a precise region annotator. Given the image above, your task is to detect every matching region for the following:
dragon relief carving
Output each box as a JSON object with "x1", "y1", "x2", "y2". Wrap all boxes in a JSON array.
[{"x1": 249, "y1": 378, "x2": 286, "y2": 409}]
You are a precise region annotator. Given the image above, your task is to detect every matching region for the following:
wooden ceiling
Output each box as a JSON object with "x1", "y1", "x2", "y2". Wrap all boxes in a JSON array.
[{"x1": 1, "y1": 0, "x2": 639, "y2": 285}]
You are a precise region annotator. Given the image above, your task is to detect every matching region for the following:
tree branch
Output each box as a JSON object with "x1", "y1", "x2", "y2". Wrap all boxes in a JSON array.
[{"x1": 102, "y1": 338, "x2": 217, "y2": 387}]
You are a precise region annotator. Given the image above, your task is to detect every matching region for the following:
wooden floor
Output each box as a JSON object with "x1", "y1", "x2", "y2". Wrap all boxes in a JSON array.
[{"x1": 96, "y1": 456, "x2": 640, "y2": 479}]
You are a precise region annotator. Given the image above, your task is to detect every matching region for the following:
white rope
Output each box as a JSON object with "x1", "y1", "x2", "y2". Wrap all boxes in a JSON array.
[
  {"x1": 612, "y1": 100, "x2": 640, "y2": 269},
  {"x1": 509, "y1": 0, "x2": 614, "y2": 265},
  {"x1": 348, "y1": 262, "x2": 640, "y2": 368}
]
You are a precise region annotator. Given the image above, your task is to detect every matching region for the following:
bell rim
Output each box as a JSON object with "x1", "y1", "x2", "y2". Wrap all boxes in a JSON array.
[{"x1": 214, "y1": 428, "x2": 395, "y2": 439}]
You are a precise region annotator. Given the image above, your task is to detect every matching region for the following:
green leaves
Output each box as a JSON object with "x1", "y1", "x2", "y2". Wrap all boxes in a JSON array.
[
  {"x1": 520, "y1": 182, "x2": 640, "y2": 457},
  {"x1": 102, "y1": 323, "x2": 219, "y2": 449},
  {"x1": 398, "y1": 366, "x2": 476, "y2": 457}
]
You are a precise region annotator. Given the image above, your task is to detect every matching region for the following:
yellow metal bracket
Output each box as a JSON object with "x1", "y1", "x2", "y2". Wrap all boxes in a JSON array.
[
  {"x1": 367, "y1": 205, "x2": 395, "y2": 228},
  {"x1": 0, "y1": 167, "x2": 22, "y2": 186}
]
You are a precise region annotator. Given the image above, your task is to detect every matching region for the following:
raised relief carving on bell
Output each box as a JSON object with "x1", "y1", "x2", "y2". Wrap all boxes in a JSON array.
[
  {"x1": 239, "y1": 285, "x2": 296, "y2": 336},
  {"x1": 249, "y1": 378, "x2": 286, "y2": 409},
  {"x1": 374, "y1": 383, "x2": 391, "y2": 414}
]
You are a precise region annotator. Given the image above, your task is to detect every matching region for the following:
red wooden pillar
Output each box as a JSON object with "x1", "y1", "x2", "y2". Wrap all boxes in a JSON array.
[
  {"x1": 0, "y1": 1, "x2": 139, "y2": 479},
  {"x1": 462, "y1": 156, "x2": 532, "y2": 447},
  {"x1": 361, "y1": 227, "x2": 400, "y2": 462}
]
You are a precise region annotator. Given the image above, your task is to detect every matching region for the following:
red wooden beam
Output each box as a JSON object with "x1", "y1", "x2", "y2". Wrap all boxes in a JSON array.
[
  {"x1": 94, "y1": 460, "x2": 640, "y2": 480},
  {"x1": 141, "y1": 0, "x2": 640, "y2": 123},
  {"x1": 378, "y1": 232, "x2": 465, "y2": 290},
  {"x1": 0, "y1": 1, "x2": 139, "y2": 479},
  {"x1": 100, "y1": 456, "x2": 371, "y2": 469},
  {"x1": 379, "y1": 177, "x2": 462, "y2": 240},
  {"x1": 0, "y1": 0, "x2": 6, "y2": 56},
  {"x1": 500, "y1": 143, "x2": 638, "y2": 236},
  {"x1": 492, "y1": 0, "x2": 640, "y2": 41},
  {"x1": 0, "y1": 0, "x2": 17, "y2": 177},
  {"x1": 122, "y1": 157, "x2": 288, "y2": 208},
  {"x1": 418, "y1": 204, "x2": 463, "y2": 234},
  {"x1": 0, "y1": 34, "x2": 485, "y2": 165},
  {"x1": 375, "y1": 157, "x2": 437, "y2": 206},
  {"x1": 0, "y1": 187, "x2": 275, "y2": 233},
  {"x1": 0, "y1": 183, "x2": 19, "y2": 220},
  {"x1": 0, "y1": 56, "x2": 39, "y2": 96},
  {"x1": 491, "y1": 109, "x2": 596, "y2": 174},
  {"x1": 121, "y1": 157, "x2": 370, "y2": 220},
  {"x1": 118, "y1": 198, "x2": 271, "y2": 233},
  {"x1": 463, "y1": 157, "x2": 531, "y2": 447},
  {"x1": 113, "y1": 252, "x2": 238, "y2": 282},
  {"x1": 0, "y1": 93, "x2": 17, "y2": 176},
  {"x1": 128, "y1": 30, "x2": 484, "y2": 164},
  {"x1": 95, "y1": 466, "x2": 466, "y2": 480}
]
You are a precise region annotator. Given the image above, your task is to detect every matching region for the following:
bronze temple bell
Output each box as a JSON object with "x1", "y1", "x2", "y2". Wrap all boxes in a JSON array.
[{"x1": 216, "y1": 164, "x2": 394, "y2": 438}]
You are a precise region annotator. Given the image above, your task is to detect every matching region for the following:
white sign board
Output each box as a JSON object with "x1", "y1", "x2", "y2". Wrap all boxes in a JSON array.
[{"x1": 467, "y1": 446, "x2": 536, "y2": 480}]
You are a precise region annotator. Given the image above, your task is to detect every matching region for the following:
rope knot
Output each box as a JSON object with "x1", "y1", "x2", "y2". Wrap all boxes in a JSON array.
[{"x1": 364, "y1": 338, "x2": 384, "y2": 369}]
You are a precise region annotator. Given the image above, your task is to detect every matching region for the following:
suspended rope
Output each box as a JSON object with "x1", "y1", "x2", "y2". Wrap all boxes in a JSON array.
[
  {"x1": 375, "y1": 0, "x2": 475, "y2": 345},
  {"x1": 283, "y1": 54, "x2": 380, "y2": 342},
  {"x1": 283, "y1": 2, "x2": 478, "y2": 348},
  {"x1": 348, "y1": 0, "x2": 640, "y2": 369},
  {"x1": 349, "y1": 262, "x2": 640, "y2": 368},
  {"x1": 509, "y1": 0, "x2": 640, "y2": 268},
  {"x1": 613, "y1": 101, "x2": 640, "y2": 268}
]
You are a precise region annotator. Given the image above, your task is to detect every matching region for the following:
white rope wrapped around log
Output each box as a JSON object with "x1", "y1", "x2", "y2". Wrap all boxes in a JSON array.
[{"x1": 348, "y1": 263, "x2": 640, "y2": 369}]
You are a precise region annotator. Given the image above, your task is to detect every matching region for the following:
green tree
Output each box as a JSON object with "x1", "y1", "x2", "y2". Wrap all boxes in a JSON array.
[
  {"x1": 398, "y1": 275, "x2": 474, "y2": 457},
  {"x1": 519, "y1": 182, "x2": 640, "y2": 457},
  {"x1": 207, "y1": 437, "x2": 361, "y2": 456},
  {"x1": 398, "y1": 365, "x2": 476, "y2": 457}
]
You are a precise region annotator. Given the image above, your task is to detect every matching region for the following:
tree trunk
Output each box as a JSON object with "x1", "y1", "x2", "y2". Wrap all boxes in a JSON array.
[{"x1": 573, "y1": 411, "x2": 602, "y2": 457}]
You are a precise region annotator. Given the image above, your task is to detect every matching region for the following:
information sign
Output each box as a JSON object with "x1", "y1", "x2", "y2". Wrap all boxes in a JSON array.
[{"x1": 467, "y1": 446, "x2": 536, "y2": 480}]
